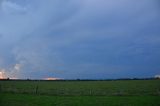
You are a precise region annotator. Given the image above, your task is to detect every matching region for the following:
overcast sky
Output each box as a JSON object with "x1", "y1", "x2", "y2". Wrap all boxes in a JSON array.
[{"x1": 0, "y1": 0, "x2": 160, "y2": 79}]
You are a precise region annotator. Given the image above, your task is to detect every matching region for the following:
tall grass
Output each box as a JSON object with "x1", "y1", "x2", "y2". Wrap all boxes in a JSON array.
[{"x1": 0, "y1": 80, "x2": 160, "y2": 96}]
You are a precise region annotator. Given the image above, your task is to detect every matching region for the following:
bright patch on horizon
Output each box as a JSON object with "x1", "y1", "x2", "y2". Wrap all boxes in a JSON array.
[
  {"x1": 155, "y1": 75, "x2": 160, "y2": 79},
  {"x1": 44, "y1": 77, "x2": 62, "y2": 80},
  {"x1": 0, "y1": 71, "x2": 5, "y2": 79}
]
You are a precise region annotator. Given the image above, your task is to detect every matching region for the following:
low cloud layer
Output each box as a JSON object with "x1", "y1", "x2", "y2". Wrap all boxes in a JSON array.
[{"x1": 0, "y1": 0, "x2": 160, "y2": 79}]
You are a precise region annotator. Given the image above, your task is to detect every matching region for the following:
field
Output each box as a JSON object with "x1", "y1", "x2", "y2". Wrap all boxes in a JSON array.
[{"x1": 0, "y1": 80, "x2": 160, "y2": 106}]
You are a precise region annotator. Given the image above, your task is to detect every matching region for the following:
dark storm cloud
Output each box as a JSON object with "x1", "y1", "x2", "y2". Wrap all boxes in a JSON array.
[{"x1": 0, "y1": 0, "x2": 160, "y2": 79}]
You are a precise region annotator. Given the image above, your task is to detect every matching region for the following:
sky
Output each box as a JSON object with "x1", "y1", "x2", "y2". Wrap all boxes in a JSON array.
[{"x1": 0, "y1": 0, "x2": 160, "y2": 79}]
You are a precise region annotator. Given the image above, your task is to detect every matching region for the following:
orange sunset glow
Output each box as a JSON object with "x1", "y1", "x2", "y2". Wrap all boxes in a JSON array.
[{"x1": 44, "y1": 77, "x2": 62, "y2": 80}]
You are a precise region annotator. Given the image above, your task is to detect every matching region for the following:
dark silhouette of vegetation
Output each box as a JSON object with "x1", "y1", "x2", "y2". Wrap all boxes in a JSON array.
[{"x1": 0, "y1": 77, "x2": 158, "y2": 82}]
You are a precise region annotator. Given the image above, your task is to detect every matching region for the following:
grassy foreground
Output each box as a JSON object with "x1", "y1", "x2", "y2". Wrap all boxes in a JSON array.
[
  {"x1": 0, "y1": 93, "x2": 160, "y2": 106},
  {"x1": 0, "y1": 80, "x2": 160, "y2": 96},
  {"x1": 0, "y1": 80, "x2": 160, "y2": 106}
]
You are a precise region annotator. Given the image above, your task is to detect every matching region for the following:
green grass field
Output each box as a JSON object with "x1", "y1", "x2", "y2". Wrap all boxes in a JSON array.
[
  {"x1": 1, "y1": 93, "x2": 160, "y2": 106},
  {"x1": 0, "y1": 80, "x2": 160, "y2": 106}
]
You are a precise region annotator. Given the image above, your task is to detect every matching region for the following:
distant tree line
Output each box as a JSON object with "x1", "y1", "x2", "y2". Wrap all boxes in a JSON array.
[{"x1": 0, "y1": 77, "x2": 159, "y2": 81}]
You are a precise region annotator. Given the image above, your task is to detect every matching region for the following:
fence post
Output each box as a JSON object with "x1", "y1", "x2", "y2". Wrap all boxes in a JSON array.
[
  {"x1": 0, "y1": 84, "x2": 1, "y2": 92},
  {"x1": 90, "y1": 90, "x2": 92, "y2": 95},
  {"x1": 35, "y1": 86, "x2": 38, "y2": 94}
]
